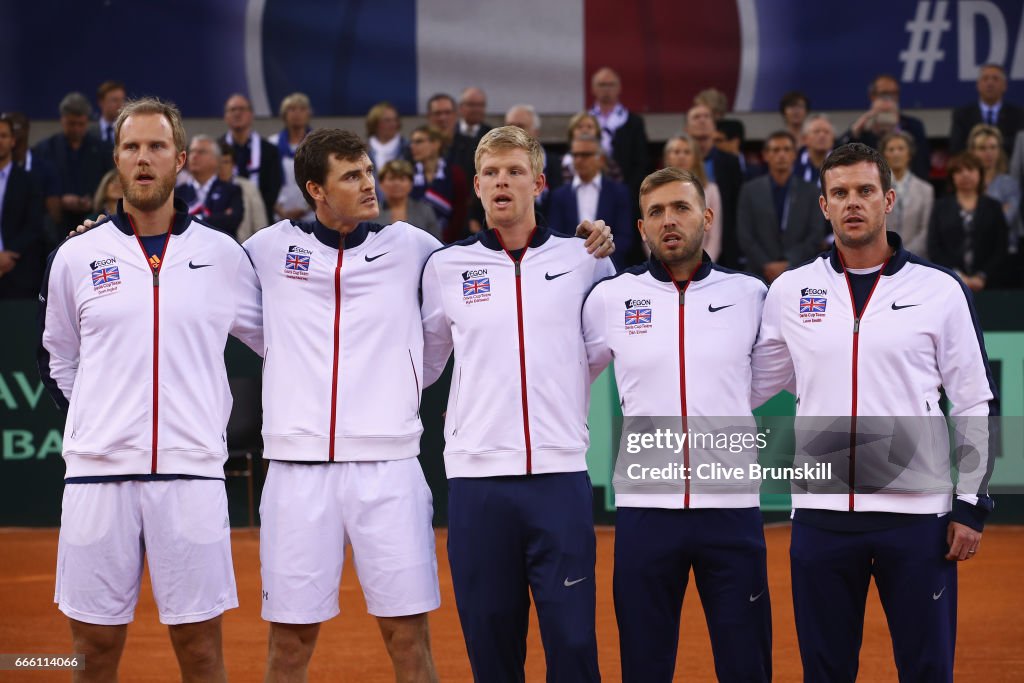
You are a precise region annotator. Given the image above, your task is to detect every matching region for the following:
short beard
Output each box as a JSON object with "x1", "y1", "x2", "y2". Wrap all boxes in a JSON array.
[
  {"x1": 121, "y1": 170, "x2": 175, "y2": 213},
  {"x1": 834, "y1": 221, "x2": 885, "y2": 249},
  {"x1": 650, "y1": 234, "x2": 702, "y2": 269}
]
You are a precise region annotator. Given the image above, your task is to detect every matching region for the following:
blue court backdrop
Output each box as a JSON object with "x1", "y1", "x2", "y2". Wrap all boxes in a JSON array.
[{"x1": 3, "y1": 0, "x2": 1024, "y2": 117}]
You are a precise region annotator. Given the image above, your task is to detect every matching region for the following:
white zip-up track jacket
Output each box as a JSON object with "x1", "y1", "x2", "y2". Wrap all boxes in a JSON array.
[
  {"x1": 583, "y1": 254, "x2": 773, "y2": 509},
  {"x1": 39, "y1": 201, "x2": 264, "y2": 479},
  {"x1": 753, "y1": 233, "x2": 997, "y2": 519},
  {"x1": 421, "y1": 227, "x2": 616, "y2": 477},
  {"x1": 244, "y1": 219, "x2": 441, "y2": 462}
]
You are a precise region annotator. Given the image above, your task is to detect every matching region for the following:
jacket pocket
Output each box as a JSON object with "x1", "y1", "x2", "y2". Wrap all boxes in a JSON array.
[
  {"x1": 69, "y1": 366, "x2": 84, "y2": 439},
  {"x1": 450, "y1": 367, "x2": 463, "y2": 437},
  {"x1": 408, "y1": 348, "x2": 421, "y2": 418}
]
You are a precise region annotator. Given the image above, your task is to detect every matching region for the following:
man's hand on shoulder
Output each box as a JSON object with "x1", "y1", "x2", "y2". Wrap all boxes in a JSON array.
[
  {"x1": 68, "y1": 215, "x2": 106, "y2": 238},
  {"x1": 576, "y1": 219, "x2": 615, "y2": 259}
]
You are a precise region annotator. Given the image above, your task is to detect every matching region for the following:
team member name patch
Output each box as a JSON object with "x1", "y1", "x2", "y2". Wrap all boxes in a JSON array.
[
  {"x1": 799, "y1": 287, "x2": 827, "y2": 323},
  {"x1": 462, "y1": 268, "x2": 491, "y2": 304},
  {"x1": 284, "y1": 245, "x2": 312, "y2": 280},
  {"x1": 89, "y1": 258, "x2": 121, "y2": 295},
  {"x1": 624, "y1": 298, "x2": 653, "y2": 334}
]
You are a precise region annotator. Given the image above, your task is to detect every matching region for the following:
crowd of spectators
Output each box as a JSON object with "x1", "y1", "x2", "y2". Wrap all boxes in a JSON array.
[{"x1": 2, "y1": 64, "x2": 1023, "y2": 300}]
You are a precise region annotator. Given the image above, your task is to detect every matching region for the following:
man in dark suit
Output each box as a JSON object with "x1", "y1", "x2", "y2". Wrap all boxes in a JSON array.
[
  {"x1": 687, "y1": 103, "x2": 743, "y2": 269},
  {"x1": 547, "y1": 134, "x2": 633, "y2": 270},
  {"x1": 589, "y1": 67, "x2": 650, "y2": 204},
  {"x1": 949, "y1": 64, "x2": 1024, "y2": 157},
  {"x1": 840, "y1": 74, "x2": 930, "y2": 179},
  {"x1": 32, "y1": 92, "x2": 113, "y2": 233},
  {"x1": 223, "y1": 93, "x2": 282, "y2": 221},
  {"x1": 177, "y1": 135, "x2": 243, "y2": 238},
  {"x1": 0, "y1": 117, "x2": 44, "y2": 299},
  {"x1": 737, "y1": 131, "x2": 824, "y2": 283},
  {"x1": 87, "y1": 80, "x2": 126, "y2": 145}
]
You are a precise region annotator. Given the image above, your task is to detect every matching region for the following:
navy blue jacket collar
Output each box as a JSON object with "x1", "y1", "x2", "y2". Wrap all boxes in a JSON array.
[
  {"x1": 477, "y1": 225, "x2": 552, "y2": 252},
  {"x1": 648, "y1": 251, "x2": 714, "y2": 284},
  {"x1": 298, "y1": 219, "x2": 376, "y2": 250},
  {"x1": 827, "y1": 231, "x2": 910, "y2": 275},
  {"x1": 110, "y1": 198, "x2": 192, "y2": 236}
]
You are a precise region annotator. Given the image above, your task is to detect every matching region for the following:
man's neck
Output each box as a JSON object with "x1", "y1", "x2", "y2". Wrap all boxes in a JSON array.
[
  {"x1": 0, "y1": 156, "x2": 12, "y2": 173},
  {"x1": 981, "y1": 97, "x2": 1001, "y2": 108},
  {"x1": 230, "y1": 127, "x2": 251, "y2": 145},
  {"x1": 891, "y1": 167, "x2": 908, "y2": 181},
  {"x1": 126, "y1": 199, "x2": 176, "y2": 236},
  {"x1": 694, "y1": 136, "x2": 713, "y2": 157},
  {"x1": 316, "y1": 210, "x2": 359, "y2": 235},
  {"x1": 665, "y1": 255, "x2": 701, "y2": 282},
  {"x1": 770, "y1": 168, "x2": 792, "y2": 186},
  {"x1": 192, "y1": 171, "x2": 214, "y2": 186},
  {"x1": 808, "y1": 148, "x2": 829, "y2": 168},
  {"x1": 576, "y1": 171, "x2": 598, "y2": 185},
  {"x1": 287, "y1": 126, "x2": 306, "y2": 144},
  {"x1": 597, "y1": 101, "x2": 618, "y2": 116},
  {"x1": 66, "y1": 137, "x2": 82, "y2": 151},
  {"x1": 386, "y1": 196, "x2": 408, "y2": 212},
  {"x1": 838, "y1": 237, "x2": 892, "y2": 270},
  {"x1": 492, "y1": 218, "x2": 536, "y2": 251}
]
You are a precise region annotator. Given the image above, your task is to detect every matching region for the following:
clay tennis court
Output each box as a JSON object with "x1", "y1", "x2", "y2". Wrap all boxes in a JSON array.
[{"x1": 2, "y1": 525, "x2": 1022, "y2": 681}]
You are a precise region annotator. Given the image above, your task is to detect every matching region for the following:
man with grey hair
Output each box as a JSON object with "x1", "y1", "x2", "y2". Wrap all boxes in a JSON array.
[
  {"x1": 794, "y1": 113, "x2": 836, "y2": 186},
  {"x1": 548, "y1": 133, "x2": 633, "y2": 269},
  {"x1": 32, "y1": 91, "x2": 113, "y2": 232},
  {"x1": 176, "y1": 135, "x2": 244, "y2": 238},
  {"x1": 458, "y1": 87, "x2": 491, "y2": 141}
]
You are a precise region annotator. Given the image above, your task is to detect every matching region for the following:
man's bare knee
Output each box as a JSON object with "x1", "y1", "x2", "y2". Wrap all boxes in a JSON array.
[
  {"x1": 168, "y1": 616, "x2": 225, "y2": 682},
  {"x1": 377, "y1": 614, "x2": 437, "y2": 683},
  {"x1": 69, "y1": 620, "x2": 127, "y2": 682},
  {"x1": 265, "y1": 622, "x2": 320, "y2": 683}
]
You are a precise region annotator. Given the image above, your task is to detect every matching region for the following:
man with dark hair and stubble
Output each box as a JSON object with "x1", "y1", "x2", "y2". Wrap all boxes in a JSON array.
[
  {"x1": 89, "y1": 80, "x2": 126, "y2": 145},
  {"x1": 583, "y1": 167, "x2": 777, "y2": 682},
  {"x1": 753, "y1": 142, "x2": 996, "y2": 681},
  {"x1": 243, "y1": 128, "x2": 446, "y2": 683}
]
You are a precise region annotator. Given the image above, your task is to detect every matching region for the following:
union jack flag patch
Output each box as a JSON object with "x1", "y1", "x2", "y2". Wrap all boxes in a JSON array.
[
  {"x1": 463, "y1": 277, "x2": 490, "y2": 297},
  {"x1": 624, "y1": 308, "x2": 652, "y2": 326},
  {"x1": 285, "y1": 254, "x2": 310, "y2": 272},
  {"x1": 799, "y1": 296, "x2": 826, "y2": 314},
  {"x1": 91, "y1": 266, "x2": 120, "y2": 287}
]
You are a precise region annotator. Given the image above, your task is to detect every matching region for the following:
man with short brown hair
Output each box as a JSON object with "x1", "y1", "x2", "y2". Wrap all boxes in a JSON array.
[{"x1": 421, "y1": 125, "x2": 615, "y2": 681}]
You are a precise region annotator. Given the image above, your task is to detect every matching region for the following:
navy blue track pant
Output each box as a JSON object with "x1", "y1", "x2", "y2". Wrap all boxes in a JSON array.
[
  {"x1": 614, "y1": 507, "x2": 772, "y2": 683},
  {"x1": 791, "y1": 514, "x2": 957, "y2": 682},
  {"x1": 447, "y1": 472, "x2": 600, "y2": 683}
]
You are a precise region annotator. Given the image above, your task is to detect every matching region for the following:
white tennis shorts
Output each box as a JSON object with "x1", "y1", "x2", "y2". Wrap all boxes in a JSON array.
[
  {"x1": 259, "y1": 458, "x2": 440, "y2": 623},
  {"x1": 55, "y1": 479, "x2": 238, "y2": 625}
]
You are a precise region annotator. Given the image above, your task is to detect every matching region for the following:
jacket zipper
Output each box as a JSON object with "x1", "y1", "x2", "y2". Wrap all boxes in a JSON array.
[
  {"x1": 328, "y1": 247, "x2": 344, "y2": 462},
  {"x1": 669, "y1": 274, "x2": 693, "y2": 507},
  {"x1": 128, "y1": 216, "x2": 173, "y2": 474},
  {"x1": 839, "y1": 254, "x2": 889, "y2": 511},
  {"x1": 494, "y1": 228, "x2": 536, "y2": 474}
]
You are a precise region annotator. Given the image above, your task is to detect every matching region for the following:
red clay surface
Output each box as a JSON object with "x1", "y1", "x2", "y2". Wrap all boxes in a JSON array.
[{"x1": 1, "y1": 525, "x2": 1022, "y2": 681}]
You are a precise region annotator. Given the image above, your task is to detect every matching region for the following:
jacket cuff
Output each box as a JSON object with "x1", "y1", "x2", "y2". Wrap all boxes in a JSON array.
[{"x1": 951, "y1": 495, "x2": 994, "y2": 532}]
